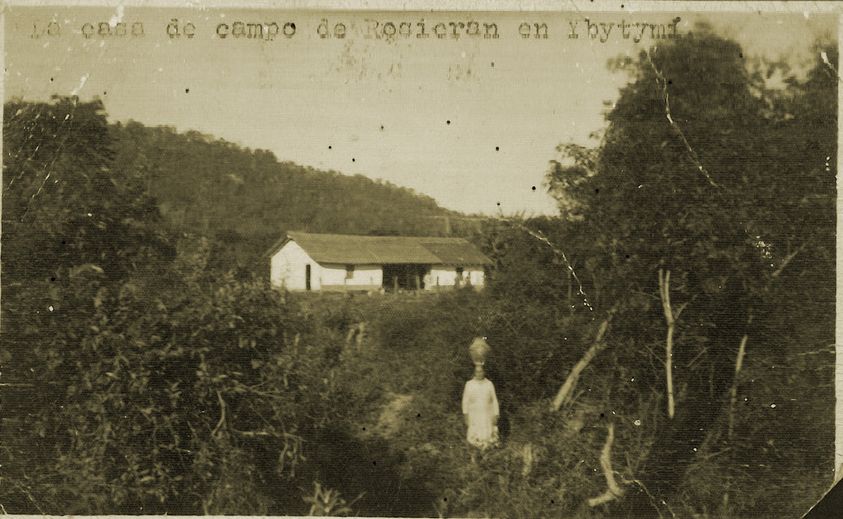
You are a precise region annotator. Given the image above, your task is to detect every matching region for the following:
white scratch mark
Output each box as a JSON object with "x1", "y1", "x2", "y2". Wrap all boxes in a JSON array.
[
  {"x1": 821, "y1": 51, "x2": 831, "y2": 68},
  {"x1": 820, "y1": 51, "x2": 840, "y2": 83},
  {"x1": 70, "y1": 73, "x2": 90, "y2": 96},
  {"x1": 109, "y1": 4, "x2": 125, "y2": 27},
  {"x1": 647, "y1": 49, "x2": 719, "y2": 188},
  {"x1": 501, "y1": 217, "x2": 594, "y2": 311}
]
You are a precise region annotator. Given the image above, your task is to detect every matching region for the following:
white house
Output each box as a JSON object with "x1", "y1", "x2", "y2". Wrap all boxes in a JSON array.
[{"x1": 267, "y1": 231, "x2": 492, "y2": 292}]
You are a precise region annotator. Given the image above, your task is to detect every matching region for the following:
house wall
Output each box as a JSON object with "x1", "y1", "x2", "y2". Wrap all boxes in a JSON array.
[
  {"x1": 320, "y1": 264, "x2": 383, "y2": 291},
  {"x1": 427, "y1": 266, "x2": 486, "y2": 290},
  {"x1": 270, "y1": 240, "x2": 322, "y2": 291},
  {"x1": 271, "y1": 240, "x2": 487, "y2": 292}
]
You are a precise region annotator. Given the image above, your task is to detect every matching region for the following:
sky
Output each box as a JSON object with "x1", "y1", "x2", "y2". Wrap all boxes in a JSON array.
[{"x1": 4, "y1": 6, "x2": 836, "y2": 215}]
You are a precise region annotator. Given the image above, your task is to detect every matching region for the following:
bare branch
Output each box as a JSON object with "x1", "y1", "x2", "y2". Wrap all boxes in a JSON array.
[
  {"x1": 657, "y1": 269, "x2": 673, "y2": 324},
  {"x1": 674, "y1": 302, "x2": 689, "y2": 321},
  {"x1": 621, "y1": 477, "x2": 677, "y2": 519},
  {"x1": 658, "y1": 269, "x2": 676, "y2": 419},
  {"x1": 233, "y1": 430, "x2": 279, "y2": 438},
  {"x1": 211, "y1": 390, "x2": 227, "y2": 438},
  {"x1": 587, "y1": 423, "x2": 625, "y2": 507},
  {"x1": 771, "y1": 243, "x2": 806, "y2": 279},
  {"x1": 727, "y1": 333, "x2": 749, "y2": 440},
  {"x1": 551, "y1": 310, "x2": 615, "y2": 411}
]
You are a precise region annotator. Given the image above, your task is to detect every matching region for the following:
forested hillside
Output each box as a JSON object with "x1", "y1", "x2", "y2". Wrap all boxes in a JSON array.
[{"x1": 110, "y1": 122, "x2": 462, "y2": 272}]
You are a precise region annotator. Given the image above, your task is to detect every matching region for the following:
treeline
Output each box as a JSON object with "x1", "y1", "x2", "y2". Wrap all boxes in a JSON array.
[
  {"x1": 0, "y1": 27, "x2": 837, "y2": 518},
  {"x1": 110, "y1": 122, "x2": 463, "y2": 273}
]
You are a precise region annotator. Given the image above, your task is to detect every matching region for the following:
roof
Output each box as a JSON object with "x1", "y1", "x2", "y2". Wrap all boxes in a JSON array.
[{"x1": 269, "y1": 231, "x2": 492, "y2": 266}]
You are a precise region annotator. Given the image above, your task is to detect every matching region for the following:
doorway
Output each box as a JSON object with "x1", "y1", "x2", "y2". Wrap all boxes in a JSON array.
[
  {"x1": 382, "y1": 264, "x2": 428, "y2": 292},
  {"x1": 305, "y1": 264, "x2": 311, "y2": 291}
]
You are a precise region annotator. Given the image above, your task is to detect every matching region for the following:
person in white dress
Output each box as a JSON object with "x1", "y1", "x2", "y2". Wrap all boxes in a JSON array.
[{"x1": 462, "y1": 364, "x2": 500, "y2": 449}]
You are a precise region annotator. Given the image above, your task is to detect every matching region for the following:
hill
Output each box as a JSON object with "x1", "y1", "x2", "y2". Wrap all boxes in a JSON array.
[{"x1": 110, "y1": 121, "x2": 466, "y2": 273}]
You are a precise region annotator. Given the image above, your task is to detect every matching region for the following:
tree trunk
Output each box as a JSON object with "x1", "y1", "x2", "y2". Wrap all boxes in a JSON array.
[
  {"x1": 727, "y1": 332, "x2": 748, "y2": 440},
  {"x1": 587, "y1": 423, "x2": 625, "y2": 507},
  {"x1": 665, "y1": 325, "x2": 675, "y2": 419},
  {"x1": 620, "y1": 295, "x2": 746, "y2": 516},
  {"x1": 723, "y1": 314, "x2": 751, "y2": 509},
  {"x1": 552, "y1": 312, "x2": 614, "y2": 411},
  {"x1": 658, "y1": 269, "x2": 681, "y2": 420}
]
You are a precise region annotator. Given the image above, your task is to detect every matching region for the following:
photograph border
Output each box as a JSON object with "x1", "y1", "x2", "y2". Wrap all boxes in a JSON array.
[{"x1": 2, "y1": 1, "x2": 840, "y2": 516}]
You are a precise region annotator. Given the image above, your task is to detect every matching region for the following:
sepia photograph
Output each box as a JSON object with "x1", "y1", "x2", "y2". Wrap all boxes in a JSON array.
[{"x1": 0, "y1": 1, "x2": 839, "y2": 517}]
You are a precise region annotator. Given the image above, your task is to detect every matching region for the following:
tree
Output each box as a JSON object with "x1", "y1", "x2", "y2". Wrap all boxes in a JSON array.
[
  {"x1": 3, "y1": 97, "x2": 171, "y2": 282},
  {"x1": 546, "y1": 29, "x2": 835, "y2": 515},
  {"x1": 1, "y1": 99, "x2": 348, "y2": 514}
]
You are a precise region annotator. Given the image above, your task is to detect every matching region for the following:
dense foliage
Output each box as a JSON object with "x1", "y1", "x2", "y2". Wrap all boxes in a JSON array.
[
  {"x1": 1, "y1": 99, "x2": 356, "y2": 514},
  {"x1": 543, "y1": 31, "x2": 836, "y2": 516},
  {"x1": 1, "y1": 28, "x2": 836, "y2": 518}
]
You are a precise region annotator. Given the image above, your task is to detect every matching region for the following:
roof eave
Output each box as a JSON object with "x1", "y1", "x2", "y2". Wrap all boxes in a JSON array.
[{"x1": 263, "y1": 235, "x2": 293, "y2": 258}]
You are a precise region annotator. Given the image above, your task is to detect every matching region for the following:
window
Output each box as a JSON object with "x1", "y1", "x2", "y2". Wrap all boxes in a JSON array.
[{"x1": 345, "y1": 265, "x2": 355, "y2": 279}]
